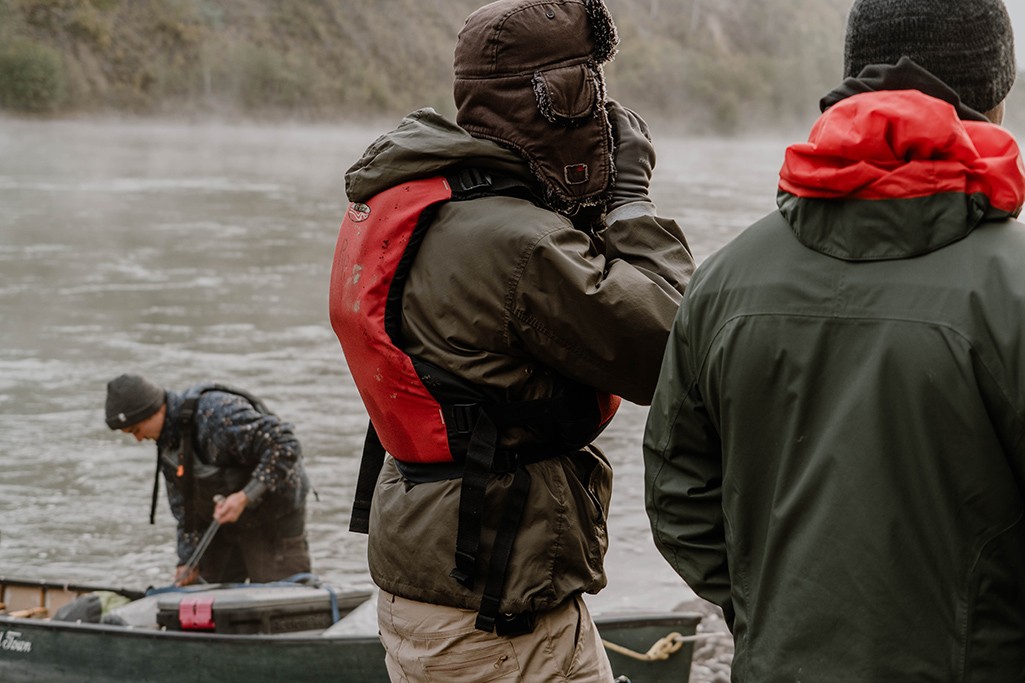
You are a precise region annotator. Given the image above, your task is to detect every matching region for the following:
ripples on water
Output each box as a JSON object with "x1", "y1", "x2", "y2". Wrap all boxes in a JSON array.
[{"x1": 0, "y1": 117, "x2": 786, "y2": 613}]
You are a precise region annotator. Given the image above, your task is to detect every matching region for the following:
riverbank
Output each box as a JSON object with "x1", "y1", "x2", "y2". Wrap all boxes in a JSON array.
[{"x1": 0, "y1": 0, "x2": 853, "y2": 134}]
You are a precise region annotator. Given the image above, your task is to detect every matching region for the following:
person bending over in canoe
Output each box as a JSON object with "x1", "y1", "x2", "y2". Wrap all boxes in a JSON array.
[
  {"x1": 105, "y1": 373, "x2": 312, "y2": 587},
  {"x1": 328, "y1": 0, "x2": 695, "y2": 680},
  {"x1": 644, "y1": 0, "x2": 1025, "y2": 680}
]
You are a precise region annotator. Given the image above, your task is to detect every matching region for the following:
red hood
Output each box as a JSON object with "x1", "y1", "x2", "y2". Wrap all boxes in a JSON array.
[{"x1": 779, "y1": 90, "x2": 1025, "y2": 214}]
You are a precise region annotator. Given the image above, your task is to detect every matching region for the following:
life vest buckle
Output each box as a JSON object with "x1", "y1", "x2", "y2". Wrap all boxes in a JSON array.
[
  {"x1": 491, "y1": 450, "x2": 520, "y2": 474},
  {"x1": 450, "y1": 168, "x2": 492, "y2": 194},
  {"x1": 493, "y1": 610, "x2": 536, "y2": 637},
  {"x1": 450, "y1": 403, "x2": 479, "y2": 434},
  {"x1": 449, "y1": 554, "x2": 475, "y2": 589}
]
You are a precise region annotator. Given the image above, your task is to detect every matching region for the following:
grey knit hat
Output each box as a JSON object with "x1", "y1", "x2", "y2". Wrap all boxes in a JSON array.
[
  {"x1": 105, "y1": 374, "x2": 165, "y2": 429},
  {"x1": 844, "y1": 0, "x2": 1016, "y2": 114}
]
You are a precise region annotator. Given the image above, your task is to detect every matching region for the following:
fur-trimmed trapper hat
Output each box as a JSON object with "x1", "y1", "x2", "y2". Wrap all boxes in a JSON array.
[{"x1": 454, "y1": 0, "x2": 620, "y2": 214}]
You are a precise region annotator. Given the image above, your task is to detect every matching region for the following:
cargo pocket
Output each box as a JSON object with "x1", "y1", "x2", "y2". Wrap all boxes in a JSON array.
[
  {"x1": 563, "y1": 597, "x2": 603, "y2": 679},
  {"x1": 420, "y1": 642, "x2": 520, "y2": 683},
  {"x1": 569, "y1": 448, "x2": 612, "y2": 523}
]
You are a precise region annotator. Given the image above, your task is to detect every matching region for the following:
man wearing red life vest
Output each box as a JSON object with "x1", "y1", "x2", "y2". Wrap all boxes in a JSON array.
[
  {"x1": 329, "y1": 0, "x2": 694, "y2": 679},
  {"x1": 644, "y1": 0, "x2": 1025, "y2": 680}
]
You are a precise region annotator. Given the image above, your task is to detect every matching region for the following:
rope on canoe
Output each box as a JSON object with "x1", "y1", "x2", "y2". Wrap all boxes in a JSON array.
[{"x1": 601, "y1": 631, "x2": 730, "y2": 662}]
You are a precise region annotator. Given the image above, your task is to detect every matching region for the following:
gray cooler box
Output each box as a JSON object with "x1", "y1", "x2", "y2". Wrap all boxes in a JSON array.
[{"x1": 156, "y1": 585, "x2": 371, "y2": 634}]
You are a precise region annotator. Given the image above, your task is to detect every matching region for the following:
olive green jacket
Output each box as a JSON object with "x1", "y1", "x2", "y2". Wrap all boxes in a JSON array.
[
  {"x1": 644, "y1": 79, "x2": 1025, "y2": 681},
  {"x1": 344, "y1": 108, "x2": 694, "y2": 614}
]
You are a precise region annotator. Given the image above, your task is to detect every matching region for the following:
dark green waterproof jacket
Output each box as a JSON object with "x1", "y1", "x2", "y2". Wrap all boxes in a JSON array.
[{"x1": 644, "y1": 64, "x2": 1025, "y2": 682}]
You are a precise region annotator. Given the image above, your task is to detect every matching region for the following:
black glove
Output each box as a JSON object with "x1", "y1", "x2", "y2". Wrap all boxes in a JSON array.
[{"x1": 605, "y1": 100, "x2": 656, "y2": 215}]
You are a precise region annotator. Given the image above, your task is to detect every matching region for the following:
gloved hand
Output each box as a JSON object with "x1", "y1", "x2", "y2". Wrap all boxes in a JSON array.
[{"x1": 605, "y1": 100, "x2": 656, "y2": 218}]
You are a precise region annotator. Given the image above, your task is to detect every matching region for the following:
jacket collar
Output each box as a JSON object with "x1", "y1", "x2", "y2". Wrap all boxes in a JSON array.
[
  {"x1": 156, "y1": 390, "x2": 184, "y2": 453},
  {"x1": 344, "y1": 108, "x2": 536, "y2": 204},
  {"x1": 776, "y1": 62, "x2": 1025, "y2": 261},
  {"x1": 820, "y1": 57, "x2": 989, "y2": 122}
]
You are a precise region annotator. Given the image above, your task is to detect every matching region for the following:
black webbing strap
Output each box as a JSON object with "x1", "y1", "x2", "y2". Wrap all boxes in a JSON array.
[
  {"x1": 449, "y1": 167, "x2": 542, "y2": 206},
  {"x1": 449, "y1": 167, "x2": 492, "y2": 195},
  {"x1": 349, "y1": 420, "x2": 387, "y2": 534},
  {"x1": 474, "y1": 465, "x2": 532, "y2": 634},
  {"x1": 449, "y1": 411, "x2": 499, "y2": 589},
  {"x1": 179, "y1": 396, "x2": 199, "y2": 531},
  {"x1": 492, "y1": 394, "x2": 590, "y2": 427},
  {"x1": 149, "y1": 451, "x2": 161, "y2": 525}
]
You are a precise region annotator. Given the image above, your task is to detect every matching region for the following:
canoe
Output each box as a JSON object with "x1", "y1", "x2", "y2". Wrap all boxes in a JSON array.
[{"x1": 0, "y1": 576, "x2": 702, "y2": 682}]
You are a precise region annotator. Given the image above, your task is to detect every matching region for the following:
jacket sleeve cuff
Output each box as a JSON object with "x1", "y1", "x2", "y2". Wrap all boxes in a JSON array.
[
  {"x1": 242, "y1": 480, "x2": 268, "y2": 505},
  {"x1": 604, "y1": 200, "x2": 657, "y2": 227}
]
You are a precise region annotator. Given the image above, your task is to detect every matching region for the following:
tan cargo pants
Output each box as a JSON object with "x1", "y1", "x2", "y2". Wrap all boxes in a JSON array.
[{"x1": 377, "y1": 590, "x2": 615, "y2": 682}]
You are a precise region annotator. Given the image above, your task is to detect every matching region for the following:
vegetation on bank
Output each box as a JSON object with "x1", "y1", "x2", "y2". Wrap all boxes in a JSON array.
[
  {"x1": 0, "y1": 0, "x2": 857, "y2": 132},
  {"x1": 3, "y1": 0, "x2": 1022, "y2": 133}
]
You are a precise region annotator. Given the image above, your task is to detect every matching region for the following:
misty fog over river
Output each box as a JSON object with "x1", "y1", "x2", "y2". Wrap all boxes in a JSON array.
[{"x1": 0, "y1": 115, "x2": 795, "y2": 615}]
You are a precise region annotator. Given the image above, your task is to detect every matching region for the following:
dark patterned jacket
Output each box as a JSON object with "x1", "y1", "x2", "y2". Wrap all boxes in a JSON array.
[{"x1": 155, "y1": 384, "x2": 309, "y2": 563}]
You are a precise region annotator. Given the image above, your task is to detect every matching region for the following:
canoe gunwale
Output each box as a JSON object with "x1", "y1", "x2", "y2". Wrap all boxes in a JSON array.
[{"x1": 0, "y1": 577, "x2": 702, "y2": 683}]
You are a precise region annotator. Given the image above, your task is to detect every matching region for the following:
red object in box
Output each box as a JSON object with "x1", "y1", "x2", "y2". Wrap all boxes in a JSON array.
[{"x1": 178, "y1": 597, "x2": 216, "y2": 630}]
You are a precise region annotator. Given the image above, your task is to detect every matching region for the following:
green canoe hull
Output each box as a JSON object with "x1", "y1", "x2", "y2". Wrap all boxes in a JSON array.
[{"x1": 0, "y1": 578, "x2": 701, "y2": 682}]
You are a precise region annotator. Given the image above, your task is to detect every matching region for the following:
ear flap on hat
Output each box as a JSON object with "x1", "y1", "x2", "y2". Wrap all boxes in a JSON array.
[
  {"x1": 585, "y1": 0, "x2": 619, "y2": 63},
  {"x1": 533, "y1": 64, "x2": 600, "y2": 126}
]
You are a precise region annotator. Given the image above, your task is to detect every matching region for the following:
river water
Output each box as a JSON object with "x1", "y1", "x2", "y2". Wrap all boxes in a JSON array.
[{"x1": 0, "y1": 115, "x2": 788, "y2": 617}]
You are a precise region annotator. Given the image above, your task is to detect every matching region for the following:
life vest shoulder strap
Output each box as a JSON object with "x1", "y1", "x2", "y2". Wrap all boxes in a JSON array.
[{"x1": 349, "y1": 421, "x2": 386, "y2": 535}]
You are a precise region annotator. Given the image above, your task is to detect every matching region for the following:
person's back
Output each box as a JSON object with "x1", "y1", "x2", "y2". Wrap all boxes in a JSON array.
[
  {"x1": 661, "y1": 183, "x2": 1025, "y2": 680},
  {"x1": 643, "y1": 1, "x2": 1025, "y2": 680},
  {"x1": 331, "y1": 1, "x2": 694, "y2": 680}
]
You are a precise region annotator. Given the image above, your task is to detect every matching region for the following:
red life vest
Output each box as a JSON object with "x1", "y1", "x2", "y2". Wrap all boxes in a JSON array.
[
  {"x1": 329, "y1": 173, "x2": 620, "y2": 466},
  {"x1": 329, "y1": 176, "x2": 457, "y2": 464}
]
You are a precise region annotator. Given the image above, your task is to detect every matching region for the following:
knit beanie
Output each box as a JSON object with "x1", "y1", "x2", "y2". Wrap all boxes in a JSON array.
[
  {"x1": 844, "y1": 0, "x2": 1016, "y2": 114},
  {"x1": 105, "y1": 374, "x2": 165, "y2": 429},
  {"x1": 454, "y1": 0, "x2": 619, "y2": 214}
]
